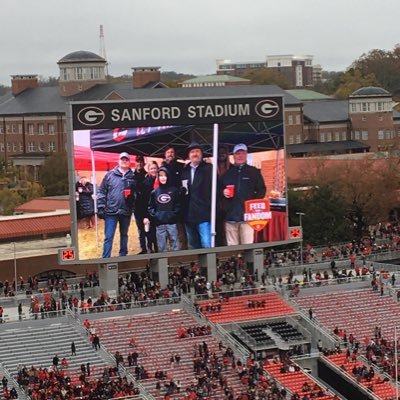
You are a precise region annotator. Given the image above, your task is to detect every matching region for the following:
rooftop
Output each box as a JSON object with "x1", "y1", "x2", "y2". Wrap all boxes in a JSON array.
[
  {"x1": 182, "y1": 74, "x2": 250, "y2": 84},
  {"x1": 58, "y1": 50, "x2": 106, "y2": 64},
  {"x1": 286, "y1": 89, "x2": 333, "y2": 101},
  {"x1": 350, "y1": 86, "x2": 391, "y2": 97}
]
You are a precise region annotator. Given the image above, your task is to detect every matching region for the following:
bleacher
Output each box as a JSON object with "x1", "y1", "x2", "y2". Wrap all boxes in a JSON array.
[
  {"x1": 294, "y1": 288, "x2": 400, "y2": 341},
  {"x1": 198, "y1": 292, "x2": 297, "y2": 324},
  {"x1": 264, "y1": 360, "x2": 337, "y2": 400},
  {"x1": 325, "y1": 352, "x2": 396, "y2": 400},
  {"x1": 241, "y1": 324, "x2": 275, "y2": 347},
  {"x1": 0, "y1": 322, "x2": 107, "y2": 380},
  {"x1": 91, "y1": 309, "x2": 246, "y2": 399}
]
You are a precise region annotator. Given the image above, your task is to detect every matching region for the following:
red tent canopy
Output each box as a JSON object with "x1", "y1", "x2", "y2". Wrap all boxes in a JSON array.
[{"x1": 74, "y1": 145, "x2": 136, "y2": 171}]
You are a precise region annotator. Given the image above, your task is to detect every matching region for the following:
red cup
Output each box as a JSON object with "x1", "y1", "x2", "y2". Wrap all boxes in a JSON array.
[
  {"x1": 226, "y1": 185, "x2": 235, "y2": 198},
  {"x1": 123, "y1": 189, "x2": 131, "y2": 199}
]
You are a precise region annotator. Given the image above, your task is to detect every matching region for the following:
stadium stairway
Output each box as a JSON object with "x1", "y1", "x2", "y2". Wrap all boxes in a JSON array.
[{"x1": 91, "y1": 309, "x2": 247, "y2": 399}]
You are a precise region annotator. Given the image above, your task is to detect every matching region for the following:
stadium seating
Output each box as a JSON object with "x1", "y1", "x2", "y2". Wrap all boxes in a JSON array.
[
  {"x1": 91, "y1": 309, "x2": 246, "y2": 399},
  {"x1": 264, "y1": 360, "x2": 336, "y2": 399},
  {"x1": 294, "y1": 288, "x2": 400, "y2": 341},
  {"x1": 198, "y1": 292, "x2": 297, "y2": 324},
  {"x1": 325, "y1": 352, "x2": 396, "y2": 400}
]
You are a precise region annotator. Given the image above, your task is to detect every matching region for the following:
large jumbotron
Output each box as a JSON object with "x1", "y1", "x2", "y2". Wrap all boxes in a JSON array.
[{"x1": 62, "y1": 87, "x2": 298, "y2": 271}]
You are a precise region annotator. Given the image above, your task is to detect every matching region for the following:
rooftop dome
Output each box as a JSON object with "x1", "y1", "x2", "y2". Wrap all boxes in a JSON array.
[
  {"x1": 58, "y1": 50, "x2": 106, "y2": 64},
  {"x1": 351, "y1": 86, "x2": 390, "y2": 97}
]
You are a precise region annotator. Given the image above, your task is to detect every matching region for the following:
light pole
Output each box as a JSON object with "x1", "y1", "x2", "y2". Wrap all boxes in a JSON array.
[
  {"x1": 12, "y1": 242, "x2": 17, "y2": 294},
  {"x1": 296, "y1": 212, "x2": 305, "y2": 265}
]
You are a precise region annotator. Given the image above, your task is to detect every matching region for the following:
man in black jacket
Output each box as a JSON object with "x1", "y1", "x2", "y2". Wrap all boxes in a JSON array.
[
  {"x1": 220, "y1": 143, "x2": 266, "y2": 245},
  {"x1": 97, "y1": 152, "x2": 136, "y2": 258},
  {"x1": 181, "y1": 142, "x2": 212, "y2": 249}
]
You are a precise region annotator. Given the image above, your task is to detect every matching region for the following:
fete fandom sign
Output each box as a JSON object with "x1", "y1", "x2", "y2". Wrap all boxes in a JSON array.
[{"x1": 244, "y1": 199, "x2": 272, "y2": 231}]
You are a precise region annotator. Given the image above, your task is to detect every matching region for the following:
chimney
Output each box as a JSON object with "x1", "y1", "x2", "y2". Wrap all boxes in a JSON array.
[
  {"x1": 11, "y1": 75, "x2": 38, "y2": 96},
  {"x1": 132, "y1": 66, "x2": 161, "y2": 88}
]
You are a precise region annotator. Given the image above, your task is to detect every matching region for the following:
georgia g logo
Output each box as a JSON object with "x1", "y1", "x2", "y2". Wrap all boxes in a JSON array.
[
  {"x1": 158, "y1": 193, "x2": 171, "y2": 204},
  {"x1": 77, "y1": 106, "x2": 105, "y2": 126},
  {"x1": 255, "y1": 99, "x2": 280, "y2": 119}
]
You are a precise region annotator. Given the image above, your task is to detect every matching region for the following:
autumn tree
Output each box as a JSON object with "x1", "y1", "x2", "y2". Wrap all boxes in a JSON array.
[
  {"x1": 243, "y1": 68, "x2": 290, "y2": 89},
  {"x1": 334, "y1": 68, "x2": 378, "y2": 99},
  {"x1": 352, "y1": 48, "x2": 400, "y2": 96}
]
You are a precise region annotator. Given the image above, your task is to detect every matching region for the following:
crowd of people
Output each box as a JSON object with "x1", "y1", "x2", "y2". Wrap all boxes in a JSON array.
[
  {"x1": 16, "y1": 364, "x2": 139, "y2": 400},
  {"x1": 78, "y1": 142, "x2": 269, "y2": 258}
]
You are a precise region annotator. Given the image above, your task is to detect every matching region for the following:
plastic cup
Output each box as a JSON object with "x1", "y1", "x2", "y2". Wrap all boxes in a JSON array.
[
  {"x1": 123, "y1": 189, "x2": 131, "y2": 199},
  {"x1": 144, "y1": 222, "x2": 150, "y2": 232},
  {"x1": 226, "y1": 185, "x2": 235, "y2": 198}
]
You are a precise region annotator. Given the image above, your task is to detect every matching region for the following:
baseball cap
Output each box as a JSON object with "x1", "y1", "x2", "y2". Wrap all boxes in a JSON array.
[
  {"x1": 233, "y1": 143, "x2": 248, "y2": 153},
  {"x1": 119, "y1": 152, "x2": 130, "y2": 160}
]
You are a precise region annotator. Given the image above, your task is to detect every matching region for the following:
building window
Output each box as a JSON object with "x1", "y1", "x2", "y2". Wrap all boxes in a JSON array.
[
  {"x1": 288, "y1": 135, "x2": 294, "y2": 144},
  {"x1": 354, "y1": 131, "x2": 360, "y2": 140},
  {"x1": 12, "y1": 143, "x2": 16, "y2": 152},
  {"x1": 342, "y1": 131, "x2": 347, "y2": 141},
  {"x1": 11, "y1": 125, "x2": 16, "y2": 133},
  {"x1": 377, "y1": 102, "x2": 383, "y2": 111},
  {"x1": 295, "y1": 115, "x2": 301, "y2": 125},
  {"x1": 386, "y1": 130, "x2": 392, "y2": 139},
  {"x1": 320, "y1": 132, "x2": 325, "y2": 142},
  {"x1": 362, "y1": 102, "x2": 370, "y2": 112},
  {"x1": 61, "y1": 68, "x2": 68, "y2": 81},
  {"x1": 0, "y1": 126, "x2": 3, "y2": 133},
  {"x1": 295, "y1": 134, "x2": 301, "y2": 144},
  {"x1": 378, "y1": 130, "x2": 384, "y2": 140},
  {"x1": 350, "y1": 103, "x2": 357, "y2": 112},
  {"x1": 6, "y1": 125, "x2": 10, "y2": 134},
  {"x1": 28, "y1": 142, "x2": 35, "y2": 152},
  {"x1": 38, "y1": 142, "x2": 46, "y2": 152},
  {"x1": 361, "y1": 116, "x2": 367, "y2": 122},
  {"x1": 378, "y1": 116, "x2": 383, "y2": 122},
  {"x1": 48, "y1": 124, "x2": 55, "y2": 135},
  {"x1": 28, "y1": 124, "x2": 34, "y2": 135},
  {"x1": 19, "y1": 143, "x2": 24, "y2": 152},
  {"x1": 0, "y1": 143, "x2": 4, "y2": 151},
  {"x1": 6, "y1": 143, "x2": 11, "y2": 152},
  {"x1": 326, "y1": 132, "x2": 332, "y2": 142},
  {"x1": 38, "y1": 124, "x2": 45, "y2": 135},
  {"x1": 362, "y1": 131, "x2": 368, "y2": 140},
  {"x1": 18, "y1": 124, "x2": 23, "y2": 134},
  {"x1": 76, "y1": 67, "x2": 83, "y2": 80},
  {"x1": 288, "y1": 115, "x2": 293, "y2": 125},
  {"x1": 48, "y1": 142, "x2": 56, "y2": 152},
  {"x1": 334, "y1": 132, "x2": 340, "y2": 141}
]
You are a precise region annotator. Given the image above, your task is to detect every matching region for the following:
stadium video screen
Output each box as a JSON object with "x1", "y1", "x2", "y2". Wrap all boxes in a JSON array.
[{"x1": 70, "y1": 96, "x2": 287, "y2": 262}]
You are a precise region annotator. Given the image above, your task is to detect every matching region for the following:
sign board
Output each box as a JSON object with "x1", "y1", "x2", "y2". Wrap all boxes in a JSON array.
[{"x1": 288, "y1": 226, "x2": 303, "y2": 240}]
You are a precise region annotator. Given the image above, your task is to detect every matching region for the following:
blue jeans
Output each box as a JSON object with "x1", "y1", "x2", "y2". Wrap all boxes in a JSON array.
[
  {"x1": 185, "y1": 222, "x2": 211, "y2": 249},
  {"x1": 156, "y1": 224, "x2": 179, "y2": 252},
  {"x1": 102, "y1": 214, "x2": 131, "y2": 258}
]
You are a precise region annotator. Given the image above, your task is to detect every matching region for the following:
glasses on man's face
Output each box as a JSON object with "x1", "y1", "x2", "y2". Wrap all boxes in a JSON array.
[{"x1": 120, "y1": 158, "x2": 129, "y2": 162}]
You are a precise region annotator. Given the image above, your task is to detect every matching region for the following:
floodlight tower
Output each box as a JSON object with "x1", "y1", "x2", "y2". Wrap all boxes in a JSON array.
[{"x1": 99, "y1": 25, "x2": 109, "y2": 77}]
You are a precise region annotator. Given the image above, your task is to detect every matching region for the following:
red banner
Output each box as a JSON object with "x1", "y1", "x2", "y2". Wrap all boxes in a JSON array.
[{"x1": 244, "y1": 199, "x2": 272, "y2": 231}]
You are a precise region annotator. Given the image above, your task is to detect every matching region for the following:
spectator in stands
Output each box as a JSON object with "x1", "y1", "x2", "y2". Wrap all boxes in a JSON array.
[
  {"x1": 97, "y1": 152, "x2": 137, "y2": 258},
  {"x1": 71, "y1": 341, "x2": 76, "y2": 356}
]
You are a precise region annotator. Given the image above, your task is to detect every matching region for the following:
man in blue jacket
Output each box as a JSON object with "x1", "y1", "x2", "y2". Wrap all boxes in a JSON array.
[
  {"x1": 220, "y1": 143, "x2": 266, "y2": 245},
  {"x1": 181, "y1": 142, "x2": 212, "y2": 249},
  {"x1": 97, "y1": 152, "x2": 136, "y2": 258}
]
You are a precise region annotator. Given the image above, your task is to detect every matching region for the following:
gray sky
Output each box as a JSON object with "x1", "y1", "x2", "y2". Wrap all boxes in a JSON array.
[{"x1": 1, "y1": 0, "x2": 399, "y2": 86}]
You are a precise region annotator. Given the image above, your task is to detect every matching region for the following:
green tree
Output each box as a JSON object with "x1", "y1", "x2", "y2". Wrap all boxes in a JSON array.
[
  {"x1": 288, "y1": 186, "x2": 352, "y2": 245},
  {"x1": 0, "y1": 189, "x2": 24, "y2": 215},
  {"x1": 334, "y1": 68, "x2": 378, "y2": 99},
  {"x1": 243, "y1": 68, "x2": 290, "y2": 88},
  {"x1": 39, "y1": 153, "x2": 69, "y2": 195}
]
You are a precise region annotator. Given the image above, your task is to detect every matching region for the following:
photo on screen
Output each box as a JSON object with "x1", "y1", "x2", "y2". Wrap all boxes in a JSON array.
[{"x1": 71, "y1": 98, "x2": 287, "y2": 262}]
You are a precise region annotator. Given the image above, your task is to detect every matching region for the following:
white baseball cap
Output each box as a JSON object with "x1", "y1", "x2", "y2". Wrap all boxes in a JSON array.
[
  {"x1": 119, "y1": 152, "x2": 130, "y2": 160},
  {"x1": 233, "y1": 143, "x2": 248, "y2": 153}
]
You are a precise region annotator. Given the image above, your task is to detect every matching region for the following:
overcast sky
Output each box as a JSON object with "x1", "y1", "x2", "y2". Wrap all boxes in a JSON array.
[{"x1": 1, "y1": 0, "x2": 399, "y2": 86}]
